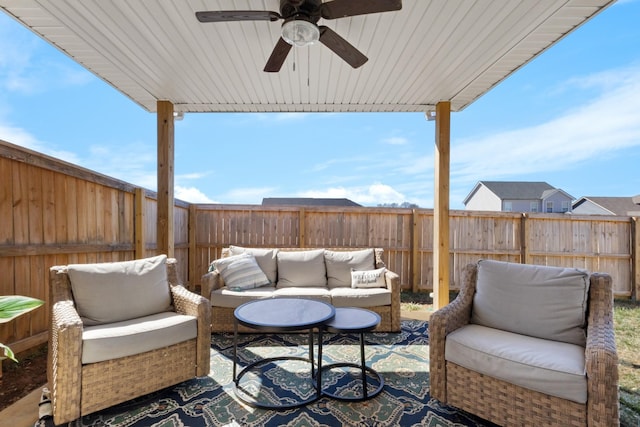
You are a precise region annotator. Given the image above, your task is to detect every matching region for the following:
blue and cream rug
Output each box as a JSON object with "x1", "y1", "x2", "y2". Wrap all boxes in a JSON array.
[{"x1": 38, "y1": 320, "x2": 495, "y2": 426}]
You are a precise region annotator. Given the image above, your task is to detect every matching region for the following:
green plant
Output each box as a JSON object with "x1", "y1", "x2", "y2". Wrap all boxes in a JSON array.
[{"x1": 0, "y1": 295, "x2": 44, "y2": 362}]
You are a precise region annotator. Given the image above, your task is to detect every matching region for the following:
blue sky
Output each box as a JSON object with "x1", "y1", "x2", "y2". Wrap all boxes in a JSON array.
[{"x1": 1, "y1": 1, "x2": 639, "y2": 209}]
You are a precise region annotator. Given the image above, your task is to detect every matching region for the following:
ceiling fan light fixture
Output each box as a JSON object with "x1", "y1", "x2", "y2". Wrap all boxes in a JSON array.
[{"x1": 281, "y1": 18, "x2": 319, "y2": 47}]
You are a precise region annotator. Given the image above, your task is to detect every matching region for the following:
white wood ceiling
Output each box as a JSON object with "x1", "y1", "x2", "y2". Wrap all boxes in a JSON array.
[{"x1": 1, "y1": 0, "x2": 615, "y2": 113}]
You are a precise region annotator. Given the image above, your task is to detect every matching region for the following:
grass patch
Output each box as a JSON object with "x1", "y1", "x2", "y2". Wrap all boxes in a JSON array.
[
  {"x1": 401, "y1": 292, "x2": 640, "y2": 426},
  {"x1": 615, "y1": 299, "x2": 640, "y2": 427}
]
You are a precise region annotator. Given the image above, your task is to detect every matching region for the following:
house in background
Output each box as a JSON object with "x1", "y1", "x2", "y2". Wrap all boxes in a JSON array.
[
  {"x1": 572, "y1": 196, "x2": 640, "y2": 216},
  {"x1": 262, "y1": 198, "x2": 361, "y2": 207},
  {"x1": 463, "y1": 181, "x2": 574, "y2": 213}
]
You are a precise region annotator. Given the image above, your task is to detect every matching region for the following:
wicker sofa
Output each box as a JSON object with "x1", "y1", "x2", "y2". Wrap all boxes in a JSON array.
[
  {"x1": 48, "y1": 255, "x2": 211, "y2": 425},
  {"x1": 429, "y1": 260, "x2": 619, "y2": 427},
  {"x1": 201, "y1": 246, "x2": 401, "y2": 332}
]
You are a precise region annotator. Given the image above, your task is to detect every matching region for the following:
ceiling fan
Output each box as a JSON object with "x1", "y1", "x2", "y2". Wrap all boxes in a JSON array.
[{"x1": 196, "y1": 0, "x2": 402, "y2": 72}]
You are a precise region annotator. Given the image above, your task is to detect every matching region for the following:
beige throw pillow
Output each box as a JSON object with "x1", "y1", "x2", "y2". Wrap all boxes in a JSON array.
[
  {"x1": 228, "y1": 246, "x2": 279, "y2": 283},
  {"x1": 351, "y1": 267, "x2": 387, "y2": 288},
  {"x1": 212, "y1": 253, "x2": 271, "y2": 290}
]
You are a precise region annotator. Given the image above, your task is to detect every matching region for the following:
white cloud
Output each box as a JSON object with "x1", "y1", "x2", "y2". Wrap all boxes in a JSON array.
[
  {"x1": 176, "y1": 186, "x2": 216, "y2": 203},
  {"x1": 299, "y1": 182, "x2": 408, "y2": 206},
  {"x1": 223, "y1": 187, "x2": 277, "y2": 204},
  {"x1": 0, "y1": 124, "x2": 82, "y2": 164}
]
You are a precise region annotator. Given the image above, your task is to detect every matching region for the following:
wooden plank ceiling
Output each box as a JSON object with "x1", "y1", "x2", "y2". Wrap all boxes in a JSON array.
[{"x1": 1, "y1": 0, "x2": 614, "y2": 114}]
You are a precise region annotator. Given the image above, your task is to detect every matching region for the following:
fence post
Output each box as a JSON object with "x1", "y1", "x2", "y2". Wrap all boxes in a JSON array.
[
  {"x1": 520, "y1": 213, "x2": 528, "y2": 264},
  {"x1": 633, "y1": 216, "x2": 639, "y2": 301},
  {"x1": 135, "y1": 187, "x2": 146, "y2": 259},
  {"x1": 188, "y1": 204, "x2": 197, "y2": 291},
  {"x1": 299, "y1": 207, "x2": 306, "y2": 248},
  {"x1": 411, "y1": 209, "x2": 419, "y2": 292}
]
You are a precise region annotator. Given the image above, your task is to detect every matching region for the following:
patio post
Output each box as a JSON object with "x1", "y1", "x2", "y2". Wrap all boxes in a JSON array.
[
  {"x1": 433, "y1": 101, "x2": 451, "y2": 309},
  {"x1": 157, "y1": 100, "x2": 175, "y2": 258}
]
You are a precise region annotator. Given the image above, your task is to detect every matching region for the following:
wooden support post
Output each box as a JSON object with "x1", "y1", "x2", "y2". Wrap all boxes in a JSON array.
[
  {"x1": 157, "y1": 101, "x2": 175, "y2": 258},
  {"x1": 433, "y1": 101, "x2": 451, "y2": 309}
]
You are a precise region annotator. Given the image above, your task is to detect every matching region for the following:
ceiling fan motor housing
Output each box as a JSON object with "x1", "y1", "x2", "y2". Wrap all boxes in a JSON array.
[{"x1": 280, "y1": 0, "x2": 321, "y2": 20}]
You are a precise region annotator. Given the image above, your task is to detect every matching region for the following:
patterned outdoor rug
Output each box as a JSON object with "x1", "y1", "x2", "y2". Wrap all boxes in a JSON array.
[{"x1": 38, "y1": 320, "x2": 496, "y2": 426}]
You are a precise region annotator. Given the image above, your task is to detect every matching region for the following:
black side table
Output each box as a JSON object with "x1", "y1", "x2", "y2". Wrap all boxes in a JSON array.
[
  {"x1": 233, "y1": 298, "x2": 335, "y2": 409},
  {"x1": 320, "y1": 307, "x2": 384, "y2": 401}
]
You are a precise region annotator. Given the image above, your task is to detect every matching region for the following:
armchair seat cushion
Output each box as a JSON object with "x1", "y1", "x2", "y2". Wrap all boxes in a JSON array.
[
  {"x1": 82, "y1": 312, "x2": 197, "y2": 364},
  {"x1": 445, "y1": 324, "x2": 587, "y2": 404}
]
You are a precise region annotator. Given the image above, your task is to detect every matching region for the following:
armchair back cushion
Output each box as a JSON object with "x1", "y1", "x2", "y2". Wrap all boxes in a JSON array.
[
  {"x1": 67, "y1": 254, "x2": 172, "y2": 326},
  {"x1": 471, "y1": 259, "x2": 589, "y2": 346}
]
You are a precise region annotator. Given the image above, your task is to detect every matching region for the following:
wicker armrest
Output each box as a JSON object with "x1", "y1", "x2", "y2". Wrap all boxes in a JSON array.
[
  {"x1": 48, "y1": 266, "x2": 84, "y2": 423},
  {"x1": 384, "y1": 269, "x2": 400, "y2": 291},
  {"x1": 169, "y1": 276, "x2": 212, "y2": 377},
  {"x1": 200, "y1": 270, "x2": 225, "y2": 300},
  {"x1": 585, "y1": 272, "x2": 619, "y2": 425},
  {"x1": 428, "y1": 263, "x2": 477, "y2": 402}
]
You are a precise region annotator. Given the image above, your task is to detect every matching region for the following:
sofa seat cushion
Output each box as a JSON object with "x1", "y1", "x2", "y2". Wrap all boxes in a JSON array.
[
  {"x1": 277, "y1": 249, "x2": 327, "y2": 288},
  {"x1": 330, "y1": 287, "x2": 391, "y2": 308},
  {"x1": 82, "y1": 312, "x2": 197, "y2": 364},
  {"x1": 471, "y1": 259, "x2": 589, "y2": 346},
  {"x1": 273, "y1": 287, "x2": 332, "y2": 303},
  {"x1": 445, "y1": 324, "x2": 587, "y2": 404},
  {"x1": 210, "y1": 286, "x2": 278, "y2": 308},
  {"x1": 325, "y1": 249, "x2": 375, "y2": 288}
]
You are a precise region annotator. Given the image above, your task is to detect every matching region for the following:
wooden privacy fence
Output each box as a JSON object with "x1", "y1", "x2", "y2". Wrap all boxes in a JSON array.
[
  {"x1": 192, "y1": 205, "x2": 638, "y2": 299},
  {"x1": 1, "y1": 139, "x2": 639, "y2": 356},
  {"x1": 0, "y1": 141, "x2": 190, "y2": 356}
]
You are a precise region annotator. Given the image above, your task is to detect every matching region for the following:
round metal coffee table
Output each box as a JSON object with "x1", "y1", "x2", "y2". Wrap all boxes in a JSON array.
[
  {"x1": 233, "y1": 298, "x2": 335, "y2": 409},
  {"x1": 320, "y1": 307, "x2": 384, "y2": 401}
]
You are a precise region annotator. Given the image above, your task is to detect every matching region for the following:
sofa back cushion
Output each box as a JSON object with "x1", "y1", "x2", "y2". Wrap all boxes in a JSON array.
[
  {"x1": 277, "y1": 249, "x2": 327, "y2": 288},
  {"x1": 68, "y1": 255, "x2": 172, "y2": 326},
  {"x1": 470, "y1": 259, "x2": 589, "y2": 346},
  {"x1": 228, "y1": 246, "x2": 278, "y2": 283},
  {"x1": 325, "y1": 249, "x2": 375, "y2": 288}
]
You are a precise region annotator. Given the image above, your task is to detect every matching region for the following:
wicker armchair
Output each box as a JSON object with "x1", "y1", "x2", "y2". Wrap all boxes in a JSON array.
[
  {"x1": 48, "y1": 255, "x2": 211, "y2": 425},
  {"x1": 429, "y1": 260, "x2": 619, "y2": 427}
]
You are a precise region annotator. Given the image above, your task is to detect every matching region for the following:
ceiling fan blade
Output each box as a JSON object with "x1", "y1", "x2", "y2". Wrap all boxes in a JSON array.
[
  {"x1": 196, "y1": 10, "x2": 281, "y2": 23},
  {"x1": 321, "y1": 0, "x2": 402, "y2": 20},
  {"x1": 319, "y1": 26, "x2": 367, "y2": 69},
  {"x1": 264, "y1": 38, "x2": 293, "y2": 72}
]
